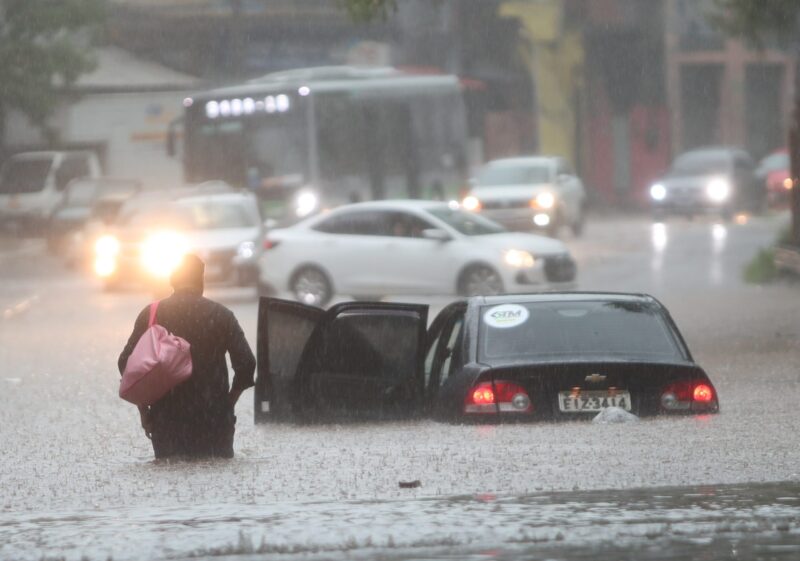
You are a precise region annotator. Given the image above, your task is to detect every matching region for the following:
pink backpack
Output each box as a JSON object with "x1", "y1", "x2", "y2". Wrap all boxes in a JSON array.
[{"x1": 119, "y1": 301, "x2": 193, "y2": 406}]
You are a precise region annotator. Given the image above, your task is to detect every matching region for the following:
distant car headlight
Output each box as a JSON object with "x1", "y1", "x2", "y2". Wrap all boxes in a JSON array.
[
  {"x1": 504, "y1": 249, "x2": 535, "y2": 268},
  {"x1": 650, "y1": 183, "x2": 667, "y2": 201},
  {"x1": 94, "y1": 235, "x2": 120, "y2": 257},
  {"x1": 237, "y1": 240, "x2": 256, "y2": 260},
  {"x1": 296, "y1": 190, "x2": 319, "y2": 218},
  {"x1": 462, "y1": 195, "x2": 481, "y2": 212},
  {"x1": 140, "y1": 231, "x2": 189, "y2": 279},
  {"x1": 706, "y1": 178, "x2": 730, "y2": 202},
  {"x1": 533, "y1": 192, "x2": 556, "y2": 210}
]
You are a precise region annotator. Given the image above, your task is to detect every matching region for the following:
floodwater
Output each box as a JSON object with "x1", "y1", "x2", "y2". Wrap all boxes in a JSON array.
[{"x1": 1, "y1": 214, "x2": 800, "y2": 560}]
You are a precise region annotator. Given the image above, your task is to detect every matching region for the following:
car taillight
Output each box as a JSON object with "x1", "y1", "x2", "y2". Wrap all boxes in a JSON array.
[
  {"x1": 693, "y1": 384, "x2": 713, "y2": 402},
  {"x1": 263, "y1": 239, "x2": 280, "y2": 250},
  {"x1": 464, "y1": 381, "x2": 532, "y2": 414},
  {"x1": 661, "y1": 379, "x2": 717, "y2": 412}
]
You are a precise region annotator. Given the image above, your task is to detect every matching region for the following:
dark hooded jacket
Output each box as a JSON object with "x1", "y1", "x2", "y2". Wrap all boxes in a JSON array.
[{"x1": 118, "y1": 290, "x2": 255, "y2": 432}]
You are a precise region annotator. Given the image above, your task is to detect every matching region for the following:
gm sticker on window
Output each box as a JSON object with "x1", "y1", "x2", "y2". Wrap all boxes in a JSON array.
[{"x1": 484, "y1": 304, "x2": 529, "y2": 329}]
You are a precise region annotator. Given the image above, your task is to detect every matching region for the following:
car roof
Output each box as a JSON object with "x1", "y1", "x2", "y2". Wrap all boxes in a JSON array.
[
  {"x1": 175, "y1": 192, "x2": 255, "y2": 205},
  {"x1": 323, "y1": 199, "x2": 455, "y2": 213},
  {"x1": 483, "y1": 156, "x2": 556, "y2": 167},
  {"x1": 676, "y1": 146, "x2": 748, "y2": 160},
  {"x1": 471, "y1": 291, "x2": 659, "y2": 306}
]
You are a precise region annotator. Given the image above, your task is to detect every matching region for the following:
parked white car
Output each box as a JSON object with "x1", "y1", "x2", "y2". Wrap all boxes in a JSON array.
[
  {"x1": 258, "y1": 200, "x2": 577, "y2": 306},
  {"x1": 0, "y1": 150, "x2": 102, "y2": 232},
  {"x1": 464, "y1": 156, "x2": 587, "y2": 237}
]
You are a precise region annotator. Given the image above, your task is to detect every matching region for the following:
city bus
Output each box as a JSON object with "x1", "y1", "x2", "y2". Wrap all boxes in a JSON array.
[{"x1": 177, "y1": 66, "x2": 469, "y2": 221}]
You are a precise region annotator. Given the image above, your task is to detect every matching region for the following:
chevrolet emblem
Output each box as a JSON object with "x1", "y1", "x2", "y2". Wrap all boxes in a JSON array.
[{"x1": 585, "y1": 373, "x2": 607, "y2": 383}]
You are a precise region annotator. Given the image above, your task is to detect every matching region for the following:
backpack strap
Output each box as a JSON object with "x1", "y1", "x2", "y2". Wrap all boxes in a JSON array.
[{"x1": 148, "y1": 301, "x2": 160, "y2": 328}]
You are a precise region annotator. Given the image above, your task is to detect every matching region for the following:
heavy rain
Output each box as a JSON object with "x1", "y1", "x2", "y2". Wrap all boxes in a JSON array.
[{"x1": 1, "y1": 1, "x2": 800, "y2": 560}]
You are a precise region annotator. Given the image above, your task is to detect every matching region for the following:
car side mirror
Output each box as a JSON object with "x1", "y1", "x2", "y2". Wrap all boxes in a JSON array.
[{"x1": 422, "y1": 229, "x2": 451, "y2": 242}]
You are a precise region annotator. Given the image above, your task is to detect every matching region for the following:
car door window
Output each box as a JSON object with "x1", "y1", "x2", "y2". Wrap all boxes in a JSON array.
[
  {"x1": 297, "y1": 303, "x2": 428, "y2": 420},
  {"x1": 439, "y1": 316, "x2": 464, "y2": 387},
  {"x1": 388, "y1": 211, "x2": 436, "y2": 238},
  {"x1": 425, "y1": 309, "x2": 466, "y2": 394},
  {"x1": 314, "y1": 210, "x2": 392, "y2": 236},
  {"x1": 55, "y1": 156, "x2": 90, "y2": 191}
]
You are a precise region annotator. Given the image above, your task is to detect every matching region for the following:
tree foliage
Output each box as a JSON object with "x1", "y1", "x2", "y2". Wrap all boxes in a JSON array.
[
  {"x1": 0, "y1": 0, "x2": 106, "y2": 132},
  {"x1": 712, "y1": 0, "x2": 800, "y2": 46},
  {"x1": 340, "y1": 0, "x2": 397, "y2": 22}
]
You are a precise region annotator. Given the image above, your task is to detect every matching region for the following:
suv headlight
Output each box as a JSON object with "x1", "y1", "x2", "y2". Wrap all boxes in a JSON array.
[
  {"x1": 650, "y1": 183, "x2": 667, "y2": 201},
  {"x1": 462, "y1": 195, "x2": 481, "y2": 212},
  {"x1": 706, "y1": 178, "x2": 730, "y2": 202}
]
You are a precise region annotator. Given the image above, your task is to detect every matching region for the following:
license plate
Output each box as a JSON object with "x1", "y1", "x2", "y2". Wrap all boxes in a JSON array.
[{"x1": 558, "y1": 390, "x2": 631, "y2": 413}]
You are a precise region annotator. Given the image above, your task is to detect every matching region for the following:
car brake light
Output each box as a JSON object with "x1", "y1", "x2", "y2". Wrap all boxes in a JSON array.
[
  {"x1": 464, "y1": 381, "x2": 532, "y2": 414},
  {"x1": 693, "y1": 384, "x2": 713, "y2": 402},
  {"x1": 263, "y1": 239, "x2": 280, "y2": 250},
  {"x1": 661, "y1": 379, "x2": 717, "y2": 412}
]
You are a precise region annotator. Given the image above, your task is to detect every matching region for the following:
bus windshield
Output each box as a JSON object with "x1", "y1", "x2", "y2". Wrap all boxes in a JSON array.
[{"x1": 186, "y1": 109, "x2": 309, "y2": 189}]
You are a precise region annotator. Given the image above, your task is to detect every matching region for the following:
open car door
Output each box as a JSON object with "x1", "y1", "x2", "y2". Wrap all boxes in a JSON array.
[
  {"x1": 255, "y1": 298, "x2": 428, "y2": 423},
  {"x1": 254, "y1": 298, "x2": 324, "y2": 423}
]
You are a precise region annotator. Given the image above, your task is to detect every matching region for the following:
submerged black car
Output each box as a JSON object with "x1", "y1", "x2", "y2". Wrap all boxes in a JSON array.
[{"x1": 254, "y1": 293, "x2": 719, "y2": 423}]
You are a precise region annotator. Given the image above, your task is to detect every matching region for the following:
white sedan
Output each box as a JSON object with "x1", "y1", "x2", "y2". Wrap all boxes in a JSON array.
[{"x1": 258, "y1": 200, "x2": 577, "y2": 306}]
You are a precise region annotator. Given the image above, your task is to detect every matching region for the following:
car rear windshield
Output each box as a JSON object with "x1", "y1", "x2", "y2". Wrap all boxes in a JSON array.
[
  {"x1": 476, "y1": 164, "x2": 551, "y2": 186},
  {"x1": 0, "y1": 158, "x2": 53, "y2": 194},
  {"x1": 480, "y1": 300, "x2": 684, "y2": 362}
]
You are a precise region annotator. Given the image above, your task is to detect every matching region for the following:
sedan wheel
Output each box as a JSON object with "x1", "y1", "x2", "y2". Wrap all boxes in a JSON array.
[
  {"x1": 459, "y1": 265, "x2": 504, "y2": 296},
  {"x1": 291, "y1": 267, "x2": 332, "y2": 307}
]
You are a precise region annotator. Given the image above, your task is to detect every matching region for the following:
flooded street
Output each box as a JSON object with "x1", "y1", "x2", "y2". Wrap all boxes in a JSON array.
[{"x1": 2, "y1": 213, "x2": 799, "y2": 560}]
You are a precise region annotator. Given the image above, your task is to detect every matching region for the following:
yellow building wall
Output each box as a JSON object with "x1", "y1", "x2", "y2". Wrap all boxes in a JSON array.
[{"x1": 500, "y1": 0, "x2": 583, "y2": 165}]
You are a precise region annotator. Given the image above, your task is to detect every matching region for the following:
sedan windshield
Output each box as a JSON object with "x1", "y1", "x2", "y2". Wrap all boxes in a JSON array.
[
  {"x1": 476, "y1": 164, "x2": 551, "y2": 186},
  {"x1": 428, "y1": 207, "x2": 506, "y2": 236},
  {"x1": 178, "y1": 201, "x2": 258, "y2": 229},
  {"x1": 480, "y1": 300, "x2": 684, "y2": 362},
  {"x1": 671, "y1": 152, "x2": 731, "y2": 176},
  {"x1": 0, "y1": 158, "x2": 53, "y2": 194}
]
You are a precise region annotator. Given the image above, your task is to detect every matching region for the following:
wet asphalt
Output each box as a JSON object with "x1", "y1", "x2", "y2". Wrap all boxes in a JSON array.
[{"x1": 1, "y1": 212, "x2": 799, "y2": 560}]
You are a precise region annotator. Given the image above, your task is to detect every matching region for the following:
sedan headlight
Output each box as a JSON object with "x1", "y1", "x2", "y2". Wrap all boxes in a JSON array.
[
  {"x1": 140, "y1": 231, "x2": 189, "y2": 279},
  {"x1": 504, "y1": 249, "x2": 535, "y2": 268},
  {"x1": 93, "y1": 235, "x2": 120, "y2": 278},
  {"x1": 94, "y1": 235, "x2": 120, "y2": 257},
  {"x1": 706, "y1": 178, "x2": 730, "y2": 202},
  {"x1": 532, "y1": 192, "x2": 556, "y2": 210},
  {"x1": 650, "y1": 183, "x2": 667, "y2": 201}
]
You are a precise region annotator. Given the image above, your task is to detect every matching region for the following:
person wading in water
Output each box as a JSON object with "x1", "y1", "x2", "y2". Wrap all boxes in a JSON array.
[{"x1": 118, "y1": 254, "x2": 256, "y2": 459}]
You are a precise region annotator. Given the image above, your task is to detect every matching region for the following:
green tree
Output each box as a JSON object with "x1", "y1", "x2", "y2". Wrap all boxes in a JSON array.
[
  {"x1": 340, "y1": 0, "x2": 397, "y2": 22},
  {"x1": 0, "y1": 0, "x2": 106, "y2": 145},
  {"x1": 714, "y1": 0, "x2": 800, "y2": 246}
]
